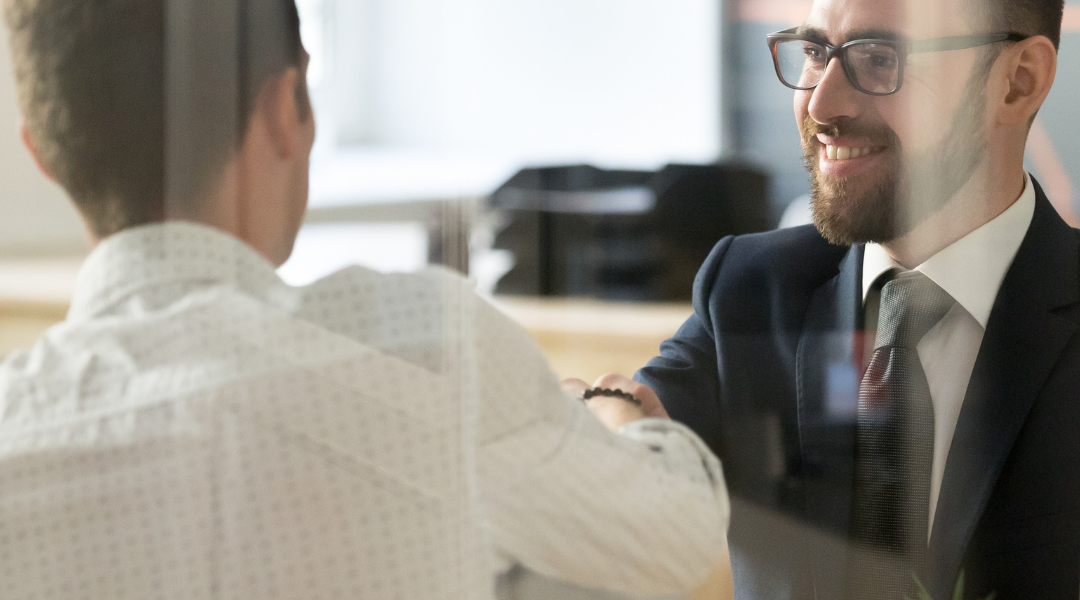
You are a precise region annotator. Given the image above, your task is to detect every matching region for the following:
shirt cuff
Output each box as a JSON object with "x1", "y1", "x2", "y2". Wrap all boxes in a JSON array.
[{"x1": 618, "y1": 418, "x2": 727, "y2": 493}]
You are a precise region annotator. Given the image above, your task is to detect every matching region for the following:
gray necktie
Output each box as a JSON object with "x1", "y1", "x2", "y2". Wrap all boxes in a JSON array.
[{"x1": 849, "y1": 271, "x2": 955, "y2": 600}]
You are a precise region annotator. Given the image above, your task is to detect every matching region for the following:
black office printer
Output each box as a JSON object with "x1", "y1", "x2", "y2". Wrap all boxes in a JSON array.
[{"x1": 490, "y1": 163, "x2": 770, "y2": 301}]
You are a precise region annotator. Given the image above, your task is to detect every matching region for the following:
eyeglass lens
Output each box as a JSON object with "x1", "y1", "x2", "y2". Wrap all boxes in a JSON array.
[{"x1": 774, "y1": 40, "x2": 901, "y2": 94}]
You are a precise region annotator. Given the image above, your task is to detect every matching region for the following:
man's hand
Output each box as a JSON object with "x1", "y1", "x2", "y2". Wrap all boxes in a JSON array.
[{"x1": 560, "y1": 374, "x2": 670, "y2": 431}]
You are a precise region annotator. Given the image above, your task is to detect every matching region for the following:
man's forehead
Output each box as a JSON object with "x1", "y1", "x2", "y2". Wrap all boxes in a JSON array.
[{"x1": 804, "y1": 0, "x2": 975, "y2": 43}]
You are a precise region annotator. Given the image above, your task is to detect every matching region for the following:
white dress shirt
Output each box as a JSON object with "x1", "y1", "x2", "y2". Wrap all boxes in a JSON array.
[
  {"x1": 0, "y1": 222, "x2": 729, "y2": 600},
  {"x1": 861, "y1": 173, "x2": 1036, "y2": 533}
]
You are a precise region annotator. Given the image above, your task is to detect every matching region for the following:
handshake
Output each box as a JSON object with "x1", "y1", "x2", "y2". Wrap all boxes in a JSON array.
[{"x1": 559, "y1": 374, "x2": 671, "y2": 432}]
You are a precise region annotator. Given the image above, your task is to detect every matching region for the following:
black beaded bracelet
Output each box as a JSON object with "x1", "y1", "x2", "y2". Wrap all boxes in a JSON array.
[{"x1": 582, "y1": 387, "x2": 642, "y2": 407}]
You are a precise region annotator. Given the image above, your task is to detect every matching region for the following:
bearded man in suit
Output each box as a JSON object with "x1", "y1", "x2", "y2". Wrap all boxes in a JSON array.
[{"x1": 574, "y1": 0, "x2": 1074, "y2": 596}]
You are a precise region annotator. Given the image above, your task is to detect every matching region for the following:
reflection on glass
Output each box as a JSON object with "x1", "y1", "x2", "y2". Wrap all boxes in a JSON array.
[{"x1": 0, "y1": 0, "x2": 1077, "y2": 600}]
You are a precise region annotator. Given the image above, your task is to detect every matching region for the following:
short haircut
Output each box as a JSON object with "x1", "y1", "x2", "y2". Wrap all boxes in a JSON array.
[
  {"x1": 976, "y1": 0, "x2": 1065, "y2": 50},
  {"x1": 3, "y1": 0, "x2": 305, "y2": 238}
]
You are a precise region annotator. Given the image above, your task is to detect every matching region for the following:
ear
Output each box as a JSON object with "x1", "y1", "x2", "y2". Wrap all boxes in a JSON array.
[
  {"x1": 19, "y1": 120, "x2": 57, "y2": 183},
  {"x1": 255, "y1": 67, "x2": 304, "y2": 160},
  {"x1": 993, "y1": 35, "x2": 1057, "y2": 127}
]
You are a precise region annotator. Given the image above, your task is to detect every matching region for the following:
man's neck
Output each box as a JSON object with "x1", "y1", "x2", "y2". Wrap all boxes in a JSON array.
[{"x1": 881, "y1": 162, "x2": 1027, "y2": 269}]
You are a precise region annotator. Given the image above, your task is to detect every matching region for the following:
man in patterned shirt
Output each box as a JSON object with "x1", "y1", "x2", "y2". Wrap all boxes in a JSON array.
[{"x1": 0, "y1": 0, "x2": 729, "y2": 599}]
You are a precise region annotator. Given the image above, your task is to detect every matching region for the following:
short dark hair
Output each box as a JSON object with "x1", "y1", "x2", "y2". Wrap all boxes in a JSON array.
[
  {"x1": 977, "y1": 0, "x2": 1065, "y2": 50},
  {"x1": 3, "y1": 0, "x2": 305, "y2": 238}
]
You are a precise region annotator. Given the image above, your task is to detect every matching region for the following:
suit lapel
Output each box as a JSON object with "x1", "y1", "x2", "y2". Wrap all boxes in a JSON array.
[
  {"x1": 796, "y1": 244, "x2": 863, "y2": 597},
  {"x1": 925, "y1": 183, "x2": 1080, "y2": 597}
]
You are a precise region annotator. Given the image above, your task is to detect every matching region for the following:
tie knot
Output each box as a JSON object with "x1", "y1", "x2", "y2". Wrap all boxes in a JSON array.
[{"x1": 875, "y1": 271, "x2": 955, "y2": 350}]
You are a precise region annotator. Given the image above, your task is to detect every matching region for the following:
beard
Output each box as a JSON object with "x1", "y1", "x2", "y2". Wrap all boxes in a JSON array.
[{"x1": 801, "y1": 73, "x2": 990, "y2": 246}]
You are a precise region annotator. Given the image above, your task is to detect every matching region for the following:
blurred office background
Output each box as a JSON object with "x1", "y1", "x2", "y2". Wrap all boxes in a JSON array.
[
  {"x1": 1, "y1": 0, "x2": 1079, "y2": 377},
  {"x1": 0, "y1": 3, "x2": 1076, "y2": 599}
]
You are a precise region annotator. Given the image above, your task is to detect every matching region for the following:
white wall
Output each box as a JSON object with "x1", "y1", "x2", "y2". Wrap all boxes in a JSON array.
[
  {"x1": 0, "y1": 26, "x2": 88, "y2": 257},
  {"x1": 324, "y1": 0, "x2": 720, "y2": 169}
]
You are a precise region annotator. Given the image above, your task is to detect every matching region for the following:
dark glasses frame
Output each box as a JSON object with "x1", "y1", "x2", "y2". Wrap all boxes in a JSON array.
[{"x1": 766, "y1": 28, "x2": 1029, "y2": 96}]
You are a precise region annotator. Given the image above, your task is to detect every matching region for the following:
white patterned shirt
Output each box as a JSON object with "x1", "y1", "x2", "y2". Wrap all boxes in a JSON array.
[{"x1": 0, "y1": 221, "x2": 729, "y2": 600}]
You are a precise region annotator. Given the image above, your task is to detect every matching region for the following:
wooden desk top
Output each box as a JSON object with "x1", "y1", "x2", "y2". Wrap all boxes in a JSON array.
[
  {"x1": 0, "y1": 258, "x2": 694, "y2": 381},
  {"x1": 0, "y1": 257, "x2": 694, "y2": 331},
  {"x1": 490, "y1": 296, "x2": 692, "y2": 337},
  {"x1": 0, "y1": 257, "x2": 82, "y2": 318}
]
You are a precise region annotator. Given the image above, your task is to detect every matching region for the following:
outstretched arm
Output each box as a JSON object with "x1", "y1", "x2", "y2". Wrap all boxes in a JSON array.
[
  {"x1": 635, "y1": 237, "x2": 733, "y2": 455},
  {"x1": 471, "y1": 291, "x2": 729, "y2": 596}
]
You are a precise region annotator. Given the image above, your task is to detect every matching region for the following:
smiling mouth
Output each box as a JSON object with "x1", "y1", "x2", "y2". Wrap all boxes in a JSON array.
[{"x1": 824, "y1": 144, "x2": 886, "y2": 161}]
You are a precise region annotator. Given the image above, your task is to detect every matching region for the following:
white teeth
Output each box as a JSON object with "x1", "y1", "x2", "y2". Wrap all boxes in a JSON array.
[{"x1": 825, "y1": 145, "x2": 875, "y2": 160}]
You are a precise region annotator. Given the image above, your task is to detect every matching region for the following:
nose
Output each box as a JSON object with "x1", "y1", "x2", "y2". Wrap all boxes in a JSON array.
[{"x1": 806, "y1": 55, "x2": 863, "y2": 125}]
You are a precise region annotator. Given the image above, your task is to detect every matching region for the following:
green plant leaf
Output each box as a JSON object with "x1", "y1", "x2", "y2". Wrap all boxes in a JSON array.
[
  {"x1": 909, "y1": 574, "x2": 935, "y2": 600},
  {"x1": 951, "y1": 570, "x2": 965, "y2": 600},
  {"x1": 908, "y1": 570, "x2": 994, "y2": 600}
]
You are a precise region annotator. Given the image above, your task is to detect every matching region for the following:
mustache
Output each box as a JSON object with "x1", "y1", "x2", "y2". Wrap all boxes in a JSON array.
[{"x1": 800, "y1": 115, "x2": 897, "y2": 148}]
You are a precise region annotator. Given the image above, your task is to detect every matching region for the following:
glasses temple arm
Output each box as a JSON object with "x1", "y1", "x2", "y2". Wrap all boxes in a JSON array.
[{"x1": 908, "y1": 32, "x2": 1027, "y2": 54}]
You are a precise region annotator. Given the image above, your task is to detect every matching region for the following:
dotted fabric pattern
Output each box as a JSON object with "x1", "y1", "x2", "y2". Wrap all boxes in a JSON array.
[
  {"x1": 849, "y1": 271, "x2": 956, "y2": 600},
  {"x1": 0, "y1": 222, "x2": 729, "y2": 600}
]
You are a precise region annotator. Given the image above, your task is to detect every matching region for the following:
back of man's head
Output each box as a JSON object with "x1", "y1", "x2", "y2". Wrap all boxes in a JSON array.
[{"x1": 3, "y1": 0, "x2": 304, "y2": 239}]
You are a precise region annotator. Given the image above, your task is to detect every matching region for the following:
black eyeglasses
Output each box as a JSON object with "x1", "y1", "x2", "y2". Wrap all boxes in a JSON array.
[{"x1": 766, "y1": 28, "x2": 1028, "y2": 96}]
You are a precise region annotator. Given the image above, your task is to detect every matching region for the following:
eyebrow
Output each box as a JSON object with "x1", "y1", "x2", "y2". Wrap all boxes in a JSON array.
[{"x1": 796, "y1": 25, "x2": 908, "y2": 44}]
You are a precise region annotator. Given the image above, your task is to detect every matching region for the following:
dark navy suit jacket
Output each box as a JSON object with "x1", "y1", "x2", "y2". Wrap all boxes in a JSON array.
[{"x1": 637, "y1": 180, "x2": 1080, "y2": 599}]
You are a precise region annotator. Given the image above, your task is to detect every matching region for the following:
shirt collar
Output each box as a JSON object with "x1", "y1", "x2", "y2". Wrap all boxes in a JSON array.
[
  {"x1": 68, "y1": 221, "x2": 284, "y2": 321},
  {"x1": 861, "y1": 172, "x2": 1036, "y2": 328}
]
